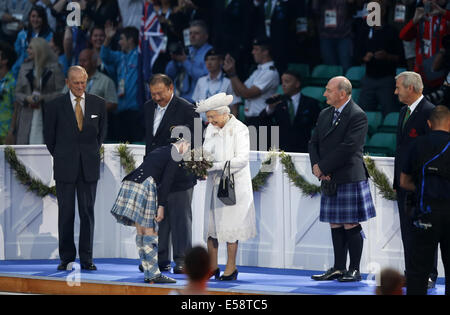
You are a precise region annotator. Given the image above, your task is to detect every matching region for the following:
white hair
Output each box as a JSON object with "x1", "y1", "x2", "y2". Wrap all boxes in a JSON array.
[
  {"x1": 396, "y1": 71, "x2": 424, "y2": 93},
  {"x1": 211, "y1": 106, "x2": 231, "y2": 115}
]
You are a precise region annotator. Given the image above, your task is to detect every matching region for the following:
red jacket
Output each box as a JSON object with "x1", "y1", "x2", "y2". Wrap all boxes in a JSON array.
[{"x1": 400, "y1": 11, "x2": 450, "y2": 87}]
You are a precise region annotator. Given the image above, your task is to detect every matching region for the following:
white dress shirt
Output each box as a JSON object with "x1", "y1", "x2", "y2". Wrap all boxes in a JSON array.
[
  {"x1": 243, "y1": 61, "x2": 280, "y2": 117},
  {"x1": 69, "y1": 90, "x2": 85, "y2": 115},
  {"x1": 153, "y1": 94, "x2": 174, "y2": 136}
]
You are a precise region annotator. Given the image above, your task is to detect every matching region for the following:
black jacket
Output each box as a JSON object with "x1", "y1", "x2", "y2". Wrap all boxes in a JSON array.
[
  {"x1": 394, "y1": 97, "x2": 435, "y2": 190},
  {"x1": 44, "y1": 93, "x2": 107, "y2": 183},
  {"x1": 259, "y1": 93, "x2": 320, "y2": 153},
  {"x1": 309, "y1": 99, "x2": 369, "y2": 184},
  {"x1": 124, "y1": 145, "x2": 182, "y2": 208},
  {"x1": 144, "y1": 95, "x2": 199, "y2": 192}
]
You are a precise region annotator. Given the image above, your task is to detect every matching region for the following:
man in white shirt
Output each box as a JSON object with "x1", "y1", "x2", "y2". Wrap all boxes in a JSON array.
[
  {"x1": 192, "y1": 48, "x2": 241, "y2": 123},
  {"x1": 223, "y1": 37, "x2": 279, "y2": 131}
]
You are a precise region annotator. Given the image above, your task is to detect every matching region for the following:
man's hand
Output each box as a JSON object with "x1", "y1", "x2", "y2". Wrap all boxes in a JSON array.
[
  {"x1": 155, "y1": 206, "x2": 164, "y2": 223},
  {"x1": 104, "y1": 21, "x2": 116, "y2": 40},
  {"x1": 313, "y1": 164, "x2": 323, "y2": 179},
  {"x1": 362, "y1": 52, "x2": 374, "y2": 63},
  {"x1": 223, "y1": 54, "x2": 237, "y2": 76},
  {"x1": 430, "y1": 1, "x2": 446, "y2": 16},
  {"x1": 413, "y1": 7, "x2": 425, "y2": 24}
]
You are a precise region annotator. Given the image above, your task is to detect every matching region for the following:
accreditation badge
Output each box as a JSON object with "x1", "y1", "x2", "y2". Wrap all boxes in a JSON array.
[
  {"x1": 394, "y1": 4, "x2": 406, "y2": 23},
  {"x1": 324, "y1": 10, "x2": 337, "y2": 28},
  {"x1": 296, "y1": 17, "x2": 308, "y2": 34}
]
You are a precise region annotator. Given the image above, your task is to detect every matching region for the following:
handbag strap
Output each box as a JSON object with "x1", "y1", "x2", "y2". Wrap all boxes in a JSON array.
[{"x1": 220, "y1": 161, "x2": 230, "y2": 179}]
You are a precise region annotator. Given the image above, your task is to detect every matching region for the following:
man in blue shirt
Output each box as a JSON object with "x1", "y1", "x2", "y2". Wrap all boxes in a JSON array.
[
  {"x1": 165, "y1": 20, "x2": 212, "y2": 102},
  {"x1": 101, "y1": 25, "x2": 143, "y2": 143}
]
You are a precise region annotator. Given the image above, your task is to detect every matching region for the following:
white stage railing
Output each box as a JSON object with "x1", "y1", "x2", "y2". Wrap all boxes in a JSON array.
[{"x1": 0, "y1": 145, "x2": 444, "y2": 275}]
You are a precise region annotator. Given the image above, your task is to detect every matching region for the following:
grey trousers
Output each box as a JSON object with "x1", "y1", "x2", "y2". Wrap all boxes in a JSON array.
[{"x1": 157, "y1": 188, "x2": 193, "y2": 266}]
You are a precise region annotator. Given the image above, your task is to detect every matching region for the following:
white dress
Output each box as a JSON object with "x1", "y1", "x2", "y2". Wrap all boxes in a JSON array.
[{"x1": 202, "y1": 115, "x2": 257, "y2": 243}]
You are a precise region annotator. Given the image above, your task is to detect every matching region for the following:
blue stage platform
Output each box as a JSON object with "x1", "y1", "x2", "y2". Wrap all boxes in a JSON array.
[{"x1": 0, "y1": 259, "x2": 445, "y2": 295}]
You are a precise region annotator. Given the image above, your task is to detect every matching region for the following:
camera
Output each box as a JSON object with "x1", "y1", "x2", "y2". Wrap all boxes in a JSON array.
[
  {"x1": 265, "y1": 94, "x2": 289, "y2": 105},
  {"x1": 425, "y1": 84, "x2": 450, "y2": 106},
  {"x1": 168, "y1": 41, "x2": 189, "y2": 56}
]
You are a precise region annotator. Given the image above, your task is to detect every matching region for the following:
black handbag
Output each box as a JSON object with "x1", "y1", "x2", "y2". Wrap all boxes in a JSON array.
[{"x1": 217, "y1": 161, "x2": 236, "y2": 205}]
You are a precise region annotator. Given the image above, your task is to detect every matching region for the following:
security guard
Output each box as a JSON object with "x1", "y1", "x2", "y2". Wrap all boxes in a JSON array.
[{"x1": 400, "y1": 105, "x2": 450, "y2": 295}]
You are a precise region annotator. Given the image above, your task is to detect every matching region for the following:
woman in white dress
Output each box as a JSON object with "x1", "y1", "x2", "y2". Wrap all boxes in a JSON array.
[{"x1": 196, "y1": 93, "x2": 256, "y2": 281}]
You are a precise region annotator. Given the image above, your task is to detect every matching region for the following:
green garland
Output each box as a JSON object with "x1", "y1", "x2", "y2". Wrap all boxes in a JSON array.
[
  {"x1": 4, "y1": 146, "x2": 57, "y2": 197},
  {"x1": 4, "y1": 145, "x2": 397, "y2": 201},
  {"x1": 251, "y1": 152, "x2": 277, "y2": 192},
  {"x1": 250, "y1": 151, "x2": 397, "y2": 201},
  {"x1": 279, "y1": 152, "x2": 322, "y2": 196},
  {"x1": 364, "y1": 156, "x2": 397, "y2": 201}
]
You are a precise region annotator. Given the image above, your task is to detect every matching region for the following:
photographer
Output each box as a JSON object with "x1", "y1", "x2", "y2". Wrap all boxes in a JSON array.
[
  {"x1": 425, "y1": 34, "x2": 450, "y2": 108},
  {"x1": 165, "y1": 19, "x2": 212, "y2": 102},
  {"x1": 399, "y1": 0, "x2": 450, "y2": 91},
  {"x1": 258, "y1": 70, "x2": 320, "y2": 153},
  {"x1": 400, "y1": 105, "x2": 450, "y2": 295}
]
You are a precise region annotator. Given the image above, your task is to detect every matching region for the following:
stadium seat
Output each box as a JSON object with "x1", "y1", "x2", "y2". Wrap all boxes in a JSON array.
[
  {"x1": 352, "y1": 88, "x2": 361, "y2": 103},
  {"x1": 366, "y1": 111, "x2": 383, "y2": 136},
  {"x1": 301, "y1": 86, "x2": 326, "y2": 104},
  {"x1": 346, "y1": 66, "x2": 366, "y2": 88},
  {"x1": 288, "y1": 63, "x2": 310, "y2": 82},
  {"x1": 364, "y1": 132, "x2": 397, "y2": 156},
  {"x1": 309, "y1": 65, "x2": 343, "y2": 86},
  {"x1": 378, "y1": 112, "x2": 399, "y2": 133}
]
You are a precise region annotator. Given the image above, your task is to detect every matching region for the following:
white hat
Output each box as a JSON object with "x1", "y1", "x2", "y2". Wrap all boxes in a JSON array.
[{"x1": 195, "y1": 92, "x2": 233, "y2": 113}]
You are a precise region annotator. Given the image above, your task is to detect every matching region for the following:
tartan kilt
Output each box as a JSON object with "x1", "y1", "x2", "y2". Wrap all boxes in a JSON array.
[
  {"x1": 111, "y1": 177, "x2": 158, "y2": 228},
  {"x1": 320, "y1": 180, "x2": 376, "y2": 224}
]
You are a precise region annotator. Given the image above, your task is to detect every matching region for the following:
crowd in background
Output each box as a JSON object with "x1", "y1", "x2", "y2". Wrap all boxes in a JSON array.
[{"x1": 0, "y1": 0, "x2": 449, "y2": 148}]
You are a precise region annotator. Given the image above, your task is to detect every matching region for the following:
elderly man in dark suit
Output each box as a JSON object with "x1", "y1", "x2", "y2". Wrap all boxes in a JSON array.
[
  {"x1": 394, "y1": 71, "x2": 435, "y2": 287},
  {"x1": 259, "y1": 69, "x2": 320, "y2": 153},
  {"x1": 143, "y1": 73, "x2": 198, "y2": 274},
  {"x1": 44, "y1": 66, "x2": 107, "y2": 271},
  {"x1": 309, "y1": 76, "x2": 376, "y2": 282}
]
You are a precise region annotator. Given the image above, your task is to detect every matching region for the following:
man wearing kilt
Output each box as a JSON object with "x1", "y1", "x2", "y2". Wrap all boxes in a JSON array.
[
  {"x1": 309, "y1": 76, "x2": 376, "y2": 282},
  {"x1": 111, "y1": 139, "x2": 190, "y2": 283}
]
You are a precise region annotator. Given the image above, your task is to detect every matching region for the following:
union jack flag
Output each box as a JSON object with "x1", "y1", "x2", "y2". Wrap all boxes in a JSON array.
[{"x1": 138, "y1": 2, "x2": 165, "y2": 106}]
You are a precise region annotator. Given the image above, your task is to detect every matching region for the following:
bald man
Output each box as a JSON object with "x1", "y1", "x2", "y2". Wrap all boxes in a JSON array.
[
  {"x1": 44, "y1": 66, "x2": 107, "y2": 271},
  {"x1": 309, "y1": 76, "x2": 376, "y2": 282}
]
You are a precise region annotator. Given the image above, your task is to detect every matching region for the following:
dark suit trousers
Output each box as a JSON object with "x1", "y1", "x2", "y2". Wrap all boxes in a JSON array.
[
  {"x1": 56, "y1": 166, "x2": 97, "y2": 264},
  {"x1": 397, "y1": 189, "x2": 439, "y2": 280},
  {"x1": 407, "y1": 209, "x2": 450, "y2": 295},
  {"x1": 158, "y1": 188, "x2": 193, "y2": 266}
]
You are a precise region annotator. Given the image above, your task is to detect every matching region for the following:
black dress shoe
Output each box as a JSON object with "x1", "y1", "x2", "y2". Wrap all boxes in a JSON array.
[
  {"x1": 338, "y1": 269, "x2": 362, "y2": 282},
  {"x1": 311, "y1": 268, "x2": 345, "y2": 281},
  {"x1": 210, "y1": 268, "x2": 220, "y2": 280},
  {"x1": 57, "y1": 262, "x2": 74, "y2": 271},
  {"x1": 80, "y1": 263, "x2": 97, "y2": 271},
  {"x1": 145, "y1": 274, "x2": 177, "y2": 284},
  {"x1": 428, "y1": 278, "x2": 436, "y2": 289},
  {"x1": 219, "y1": 269, "x2": 238, "y2": 281},
  {"x1": 173, "y1": 265, "x2": 185, "y2": 274}
]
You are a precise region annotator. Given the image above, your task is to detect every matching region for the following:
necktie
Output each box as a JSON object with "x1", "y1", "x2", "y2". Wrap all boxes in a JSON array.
[
  {"x1": 402, "y1": 107, "x2": 411, "y2": 129},
  {"x1": 332, "y1": 109, "x2": 340, "y2": 125},
  {"x1": 287, "y1": 98, "x2": 295, "y2": 124},
  {"x1": 75, "y1": 97, "x2": 83, "y2": 131}
]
